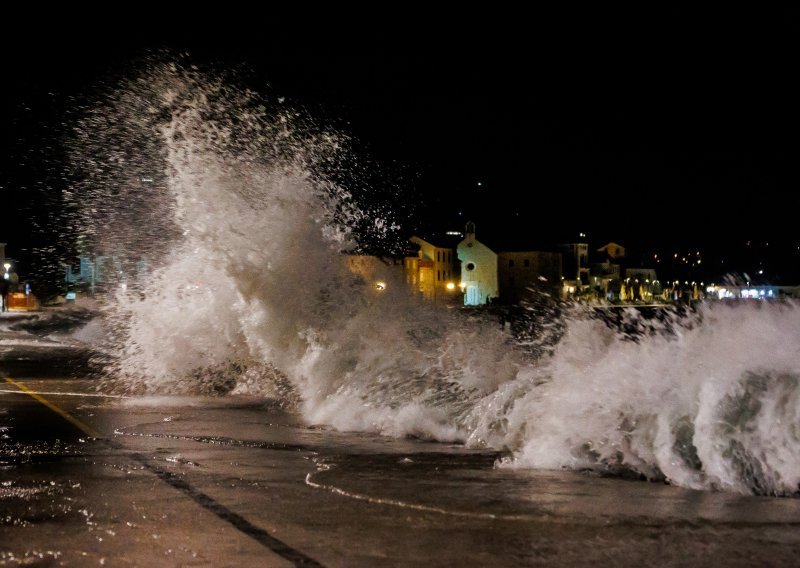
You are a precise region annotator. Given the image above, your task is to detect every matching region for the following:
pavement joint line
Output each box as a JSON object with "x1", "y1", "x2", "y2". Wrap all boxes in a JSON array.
[
  {"x1": 125, "y1": 450, "x2": 325, "y2": 567},
  {"x1": 1, "y1": 376, "x2": 325, "y2": 567}
]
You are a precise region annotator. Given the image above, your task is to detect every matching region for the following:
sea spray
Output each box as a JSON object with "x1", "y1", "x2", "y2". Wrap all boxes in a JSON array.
[
  {"x1": 68, "y1": 59, "x2": 800, "y2": 495},
  {"x1": 488, "y1": 301, "x2": 800, "y2": 496}
]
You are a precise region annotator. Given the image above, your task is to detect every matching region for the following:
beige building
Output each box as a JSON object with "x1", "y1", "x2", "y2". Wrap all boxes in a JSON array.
[
  {"x1": 497, "y1": 251, "x2": 562, "y2": 304},
  {"x1": 407, "y1": 236, "x2": 459, "y2": 302},
  {"x1": 597, "y1": 242, "x2": 626, "y2": 260}
]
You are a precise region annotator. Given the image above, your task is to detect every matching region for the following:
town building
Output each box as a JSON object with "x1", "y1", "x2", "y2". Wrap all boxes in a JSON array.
[
  {"x1": 457, "y1": 222, "x2": 498, "y2": 306},
  {"x1": 497, "y1": 251, "x2": 562, "y2": 304},
  {"x1": 406, "y1": 235, "x2": 460, "y2": 303},
  {"x1": 559, "y1": 239, "x2": 590, "y2": 288},
  {"x1": 596, "y1": 242, "x2": 626, "y2": 260}
]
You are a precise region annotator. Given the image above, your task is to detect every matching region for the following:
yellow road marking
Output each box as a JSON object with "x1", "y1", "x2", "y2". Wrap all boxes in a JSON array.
[
  {"x1": 3, "y1": 377, "x2": 103, "y2": 439},
  {"x1": 0, "y1": 388, "x2": 126, "y2": 398}
]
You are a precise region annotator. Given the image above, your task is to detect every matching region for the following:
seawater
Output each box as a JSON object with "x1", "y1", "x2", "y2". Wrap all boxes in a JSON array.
[{"x1": 69, "y1": 60, "x2": 800, "y2": 496}]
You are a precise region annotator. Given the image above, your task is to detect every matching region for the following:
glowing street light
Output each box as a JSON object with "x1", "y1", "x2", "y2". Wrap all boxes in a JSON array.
[{"x1": 3, "y1": 262, "x2": 10, "y2": 280}]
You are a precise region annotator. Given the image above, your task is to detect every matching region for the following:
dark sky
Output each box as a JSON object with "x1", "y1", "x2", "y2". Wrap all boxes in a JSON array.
[{"x1": 1, "y1": 9, "x2": 799, "y2": 281}]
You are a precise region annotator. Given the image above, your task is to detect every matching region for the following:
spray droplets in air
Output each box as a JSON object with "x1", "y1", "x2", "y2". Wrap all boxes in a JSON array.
[
  {"x1": 66, "y1": 59, "x2": 383, "y2": 391},
  {"x1": 67, "y1": 57, "x2": 800, "y2": 496}
]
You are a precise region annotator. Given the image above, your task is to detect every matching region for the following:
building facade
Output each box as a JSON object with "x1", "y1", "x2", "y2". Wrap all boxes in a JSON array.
[
  {"x1": 457, "y1": 222, "x2": 498, "y2": 305},
  {"x1": 407, "y1": 236, "x2": 459, "y2": 302},
  {"x1": 596, "y1": 242, "x2": 626, "y2": 260},
  {"x1": 497, "y1": 251, "x2": 562, "y2": 304},
  {"x1": 559, "y1": 241, "x2": 590, "y2": 287}
]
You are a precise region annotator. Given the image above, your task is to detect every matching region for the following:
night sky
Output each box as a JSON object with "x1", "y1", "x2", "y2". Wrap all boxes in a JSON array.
[{"x1": 1, "y1": 9, "x2": 799, "y2": 284}]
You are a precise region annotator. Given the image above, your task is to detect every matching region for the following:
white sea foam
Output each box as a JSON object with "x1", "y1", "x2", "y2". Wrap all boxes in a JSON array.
[
  {"x1": 480, "y1": 303, "x2": 800, "y2": 496},
  {"x1": 72, "y1": 61, "x2": 800, "y2": 496}
]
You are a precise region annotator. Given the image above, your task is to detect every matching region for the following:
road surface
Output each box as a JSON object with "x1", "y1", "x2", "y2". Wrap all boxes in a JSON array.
[{"x1": 3, "y1": 374, "x2": 800, "y2": 567}]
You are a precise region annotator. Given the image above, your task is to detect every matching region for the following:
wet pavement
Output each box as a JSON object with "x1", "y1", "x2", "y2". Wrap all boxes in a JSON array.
[
  {"x1": 0, "y1": 301, "x2": 798, "y2": 565},
  {"x1": 2, "y1": 376, "x2": 800, "y2": 567},
  {"x1": 0, "y1": 309, "x2": 97, "y2": 378}
]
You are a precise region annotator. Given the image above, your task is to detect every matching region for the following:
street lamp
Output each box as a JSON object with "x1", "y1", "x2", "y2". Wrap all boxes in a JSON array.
[{"x1": 3, "y1": 262, "x2": 10, "y2": 280}]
